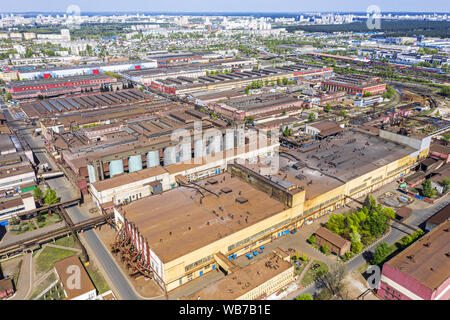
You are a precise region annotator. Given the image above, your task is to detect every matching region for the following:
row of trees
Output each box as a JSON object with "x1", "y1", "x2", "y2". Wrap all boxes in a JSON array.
[{"x1": 372, "y1": 228, "x2": 424, "y2": 265}]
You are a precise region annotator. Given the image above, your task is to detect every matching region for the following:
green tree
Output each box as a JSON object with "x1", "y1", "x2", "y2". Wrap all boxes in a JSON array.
[
  {"x1": 324, "y1": 103, "x2": 331, "y2": 112},
  {"x1": 351, "y1": 240, "x2": 363, "y2": 254},
  {"x1": 321, "y1": 244, "x2": 329, "y2": 254},
  {"x1": 308, "y1": 112, "x2": 316, "y2": 122},
  {"x1": 296, "y1": 293, "x2": 313, "y2": 300},
  {"x1": 5, "y1": 91, "x2": 12, "y2": 101},
  {"x1": 442, "y1": 178, "x2": 450, "y2": 193},
  {"x1": 33, "y1": 187, "x2": 44, "y2": 201},
  {"x1": 308, "y1": 235, "x2": 316, "y2": 245},
  {"x1": 381, "y1": 207, "x2": 395, "y2": 219},
  {"x1": 372, "y1": 242, "x2": 391, "y2": 265},
  {"x1": 326, "y1": 214, "x2": 346, "y2": 235},
  {"x1": 422, "y1": 179, "x2": 436, "y2": 198},
  {"x1": 44, "y1": 189, "x2": 59, "y2": 205},
  {"x1": 364, "y1": 195, "x2": 377, "y2": 211},
  {"x1": 366, "y1": 211, "x2": 388, "y2": 237}
]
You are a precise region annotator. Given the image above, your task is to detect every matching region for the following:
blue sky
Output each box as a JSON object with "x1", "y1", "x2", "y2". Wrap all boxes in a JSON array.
[{"x1": 3, "y1": 0, "x2": 449, "y2": 13}]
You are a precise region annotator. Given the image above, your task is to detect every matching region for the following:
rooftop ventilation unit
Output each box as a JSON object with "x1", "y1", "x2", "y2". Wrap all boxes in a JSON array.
[
  {"x1": 221, "y1": 187, "x2": 232, "y2": 194},
  {"x1": 207, "y1": 178, "x2": 218, "y2": 185}
]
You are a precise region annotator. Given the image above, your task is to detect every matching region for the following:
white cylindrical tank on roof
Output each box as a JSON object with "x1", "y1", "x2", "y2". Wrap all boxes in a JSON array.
[
  {"x1": 109, "y1": 159, "x2": 124, "y2": 177},
  {"x1": 87, "y1": 164, "x2": 96, "y2": 184},
  {"x1": 146, "y1": 150, "x2": 159, "y2": 168},
  {"x1": 128, "y1": 155, "x2": 143, "y2": 173},
  {"x1": 163, "y1": 146, "x2": 176, "y2": 166}
]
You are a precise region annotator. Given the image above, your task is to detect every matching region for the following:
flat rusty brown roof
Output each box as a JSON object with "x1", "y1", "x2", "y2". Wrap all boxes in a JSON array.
[
  {"x1": 386, "y1": 220, "x2": 450, "y2": 290},
  {"x1": 117, "y1": 173, "x2": 287, "y2": 263},
  {"x1": 182, "y1": 252, "x2": 293, "y2": 300}
]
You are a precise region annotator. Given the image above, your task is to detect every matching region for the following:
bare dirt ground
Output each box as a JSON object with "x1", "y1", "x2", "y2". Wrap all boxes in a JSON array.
[{"x1": 344, "y1": 271, "x2": 379, "y2": 300}]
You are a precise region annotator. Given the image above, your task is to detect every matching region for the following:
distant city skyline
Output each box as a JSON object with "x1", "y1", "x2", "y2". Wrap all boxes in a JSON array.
[{"x1": 2, "y1": 0, "x2": 449, "y2": 14}]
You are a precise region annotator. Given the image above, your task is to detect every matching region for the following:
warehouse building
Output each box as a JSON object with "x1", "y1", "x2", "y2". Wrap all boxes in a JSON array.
[
  {"x1": 209, "y1": 92, "x2": 304, "y2": 121},
  {"x1": 182, "y1": 250, "x2": 294, "y2": 300},
  {"x1": 377, "y1": 220, "x2": 450, "y2": 300},
  {"x1": 20, "y1": 88, "x2": 148, "y2": 119},
  {"x1": 90, "y1": 140, "x2": 278, "y2": 209},
  {"x1": 314, "y1": 227, "x2": 351, "y2": 256},
  {"x1": 6, "y1": 74, "x2": 118, "y2": 100},
  {"x1": 322, "y1": 74, "x2": 386, "y2": 96},
  {"x1": 148, "y1": 64, "x2": 333, "y2": 97},
  {"x1": 0, "y1": 193, "x2": 36, "y2": 222},
  {"x1": 17, "y1": 60, "x2": 157, "y2": 80},
  {"x1": 113, "y1": 171, "x2": 304, "y2": 291},
  {"x1": 121, "y1": 59, "x2": 256, "y2": 85},
  {"x1": 147, "y1": 51, "x2": 218, "y2": 66},
  {"x1": 425, "y1": 203, "x2": 450, "y2": 232},
  {"x1": 111, "y1": 126, "x2": 431, "y2": 292}
]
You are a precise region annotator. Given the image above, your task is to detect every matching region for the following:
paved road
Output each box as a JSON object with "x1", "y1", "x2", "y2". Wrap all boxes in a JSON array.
[
  {"x1": 10, "y1": 253, "x2": 32, "y2": 300},
  {"x1": 290, "y1": 195, "x2": 450, "y2": 299},
  {"x1": 9, "y1": 121, "x2": 141, "y2": 300}
]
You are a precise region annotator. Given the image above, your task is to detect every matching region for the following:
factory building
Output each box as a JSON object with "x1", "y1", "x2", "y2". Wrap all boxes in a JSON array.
[
  {"x1": 121, "y1": 59, "x2": 256, "y2": 85},
  {"x1": 209, "y1": 92, "x2": 305, "y2": 121},
  {"x1": 0, "y1": 193, "x2": 36, "y2": 222},
  {"x1": 182, "y1": 250, "x2": 294, "y2": 300},
  {"x1": 17, "y1": 60, "x2": 157, "y2": 81},
  {"x1": 377, "y1": 220, "x2": 450, "y2": 300},
  {"x1": 322, "y1": 74, "x2": 386, "y2": 96},
  {"x1": 147, "y1": 64, "x2": 333, "y2": 97},
  {"x1": 112, "y1": 128, "x2": 431, "y2": 292},
  {"x1": 147, "y1": 51, "x2": 218, "y2": 66},
  {"x1": 20, "y1": 88, "x2": 148, "y2": 119},
  {"x1": 90, "y1": 139, "x2": 278, "y2": 209}
]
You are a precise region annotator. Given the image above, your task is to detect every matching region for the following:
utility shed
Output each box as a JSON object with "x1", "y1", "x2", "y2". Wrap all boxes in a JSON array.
[
  {"x1": 396, "y1": 207, "x2": 413, "y2": 220},
  {"x1": 314, "y1": 227, "x2": 351, "y2": 256}
]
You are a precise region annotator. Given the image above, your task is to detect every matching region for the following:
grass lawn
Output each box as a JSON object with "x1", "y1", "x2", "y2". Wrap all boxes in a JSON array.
[
  {"x1": 30, "y1": 272, "x2": 56, "y2": 300},
  {"x1": 301, "y1": 260, "x2": 329, "y2": 287},
  {"x1": 13, "y1": 259, "x2": 23, "y2": 287},
  {"x1": 53, "y1": 235, "x2": 79, "y2": 249},
  {"x1": 35, "y1": 246, "x2": 78, "y2": 274},
  {"x1": 291, "y1": 257, "x2": 310, "y2": 276},
  {"x1": 10, "y1": 220, "x2": 37, "y2": 235},
  {"x1": 39, "y1": 282, "x2": 64, "y2": 300},
  {"x1": 85, "y1": 263, "x2": 110, "y2": 294}
]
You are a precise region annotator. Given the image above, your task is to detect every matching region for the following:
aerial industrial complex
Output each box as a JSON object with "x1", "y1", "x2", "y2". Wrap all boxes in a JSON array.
[{"x1": 0, "y1": 8, "x2": 449, "y2": 305}]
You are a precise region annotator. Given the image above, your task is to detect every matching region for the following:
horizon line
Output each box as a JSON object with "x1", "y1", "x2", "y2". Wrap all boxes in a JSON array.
[{"x1": 1, "y1": 10, "x2": 449, "y2": 14}]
